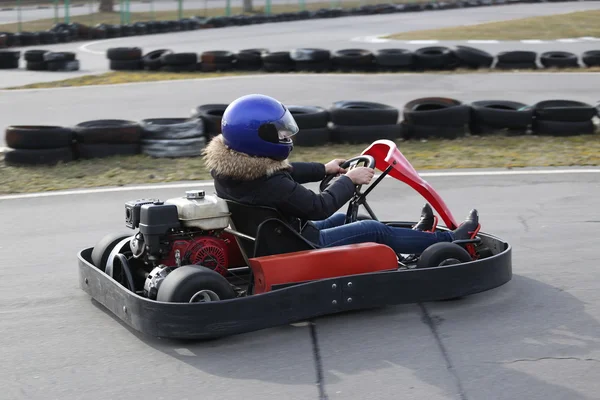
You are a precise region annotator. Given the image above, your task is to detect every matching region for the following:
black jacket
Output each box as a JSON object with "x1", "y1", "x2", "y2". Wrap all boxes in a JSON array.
[{"x1": 204, "y1": 135, "x2": 356, "y2": 242}]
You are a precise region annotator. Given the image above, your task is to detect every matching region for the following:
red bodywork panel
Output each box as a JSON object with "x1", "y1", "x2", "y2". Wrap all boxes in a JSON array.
[
  {"x1": 362, "y1": 139, "x2": 459, "y2": 230},
  {"x1": 249, "y1": 242, "x2": 398, "y2": 294}
]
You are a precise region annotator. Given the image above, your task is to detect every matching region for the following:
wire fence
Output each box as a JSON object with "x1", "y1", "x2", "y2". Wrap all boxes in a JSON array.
[{"x1": 0, "y1": 0, "x2": 428, "y2": 32}]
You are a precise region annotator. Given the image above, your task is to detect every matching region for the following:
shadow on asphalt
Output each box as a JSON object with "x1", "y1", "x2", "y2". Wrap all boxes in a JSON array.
[{"x1": 90, "y1": 274, "x2": 600, "y2": 398}]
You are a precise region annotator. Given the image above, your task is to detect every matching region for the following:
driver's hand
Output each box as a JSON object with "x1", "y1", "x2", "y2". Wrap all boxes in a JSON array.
[
  {"x1": 346, "y1": 167, "x2": 374, "y2": 185},
  {"x1": 324, "y1": 158, "x2": 347, "y2": 175}
]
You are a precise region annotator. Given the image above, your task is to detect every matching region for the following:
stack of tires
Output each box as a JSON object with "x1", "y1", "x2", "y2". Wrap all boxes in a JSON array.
[
  {"x1": 139, "y1": 118, "x2": 206, "y2": 158},
  {"x1": 329, "y1": 101, "x2": 400, "y2": 143},
  {"x1": 199, "y1": 51, "x2": 235, "y2": 72},
  {"x1": 190, "y1": 104, "x2": 229, "y2": 139},
  {"x1": 495, "y1": 51, "x2": 537, "y2": 70},
  {"x1": 234, "y1": 49, "x2": 266, "y2": 71},
  {"x1": 3, "y1": 125, "x2": 74, "y2": 166},
  {"x1": 72, "y1": 120, "x2": 141, "y2": 159},
  {"x1": 24, "y1": 49, "x2": 79, "y2": 71},
  {"x1": 107, "y1": 47, "x2": 143, "y2": 71},
  {"x1": 332, "y1": 49, "x2": 375, "y2": 72},
  {"x1": 531, "y1": 100, "x2": 598, "y2": 136},
  {"x1": 261, "y1": 51, "x2": 294, "y2": 72},
  {"x1": 290, "y1": 48, "x2": 331, "y2": 72},
  {"x1": 400, "y1": 97, "x2": 471, "y2": 139},
  {"x1": 0, "y1": 50, "x2": 19, "y2": 69},
  {"x1": 469, "y1": 101, "x2": 533, "y2": 136},
  {"x1": 287, "y1": 106, "x2": 331, "y2": 146}
]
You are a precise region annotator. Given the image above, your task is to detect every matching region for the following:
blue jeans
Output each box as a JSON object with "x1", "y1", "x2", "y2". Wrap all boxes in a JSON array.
[{"x1": 312, "y1": 213, "x2": 455, "y2": 255}]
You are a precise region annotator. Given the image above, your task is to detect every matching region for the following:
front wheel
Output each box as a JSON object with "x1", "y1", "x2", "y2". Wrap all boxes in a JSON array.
[
  {"x1": 156, "y1": 265, "x2": 236, "y2": 303},
  {"x1": 416, "y1": 242, "x2": 472, "y2": 269}
]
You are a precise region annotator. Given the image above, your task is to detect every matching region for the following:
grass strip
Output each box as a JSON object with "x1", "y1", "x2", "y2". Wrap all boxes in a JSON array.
[
  {"x1": 1, "y1": 134, "x2": 599, "y2": 195},
  {"x1": 384, "y1": 10, "x2": 600, "y2": 40},
  {"x1": 7, "y1": 66, "x2": 600, "y2": 90}
]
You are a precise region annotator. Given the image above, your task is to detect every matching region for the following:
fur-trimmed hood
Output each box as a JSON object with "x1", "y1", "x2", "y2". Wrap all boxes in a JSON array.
[{"x1": 203, "y1": 134, "x2": 291, "y2": 180}]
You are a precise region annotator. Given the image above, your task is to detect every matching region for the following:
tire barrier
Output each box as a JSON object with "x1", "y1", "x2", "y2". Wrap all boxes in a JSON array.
[
  {"x1": 3, "y1": 98, "x2": 599, "y2": 167},
  {"x1": 0, "y1": 0, "x2": 566, "y2": 50},
  {"x1": 0, "y1": 49, "x2": 80, "y2": 71},
  {"x1": 107, "y1": 46, "x2": 600, "y2": 73}
]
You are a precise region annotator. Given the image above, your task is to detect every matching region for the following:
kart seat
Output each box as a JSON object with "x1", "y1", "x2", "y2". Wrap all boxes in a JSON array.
[{"x1": 224, "y1": 199, "x2": 317, "y2": 260}]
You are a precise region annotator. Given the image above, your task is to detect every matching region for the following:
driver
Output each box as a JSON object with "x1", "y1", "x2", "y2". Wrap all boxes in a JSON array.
[{"x1": 203, "y1": 94, "x2": 480, "y2": 255}]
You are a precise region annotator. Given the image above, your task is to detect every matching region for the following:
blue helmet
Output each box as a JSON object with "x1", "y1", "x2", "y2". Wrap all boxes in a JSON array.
[{"x1": 221, "y1": 94, "x2": 299, "y2": 161}]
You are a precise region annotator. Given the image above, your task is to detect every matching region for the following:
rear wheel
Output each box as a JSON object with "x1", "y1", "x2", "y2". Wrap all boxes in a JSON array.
[
  {"x1": 91, "y1": 232, "x2": 131, "y2": 271},
  {"x1": 156, "y1": 265, "x2": 236, "y2": 303}
]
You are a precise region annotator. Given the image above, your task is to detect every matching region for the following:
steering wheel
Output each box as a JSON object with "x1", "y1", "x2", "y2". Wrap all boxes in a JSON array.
[{"x1": 319, "y1": 155, "x2": 376, "y2": 193}]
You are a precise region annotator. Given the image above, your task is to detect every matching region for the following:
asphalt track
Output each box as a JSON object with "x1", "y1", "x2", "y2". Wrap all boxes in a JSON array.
[
  {"x1": 1, "y1": 1, "x2": 600, "y2": 88},
  {"x1": 1, "y1": 168, "x2": 600, "y2": 400}
]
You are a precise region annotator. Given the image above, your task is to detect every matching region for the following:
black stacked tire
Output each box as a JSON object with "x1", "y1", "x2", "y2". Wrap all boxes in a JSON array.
[
  {"x1": 287, "y1": 106, "x2": 331, "y2": 146},
  {"x1": 4, "y1": 125, "x2": 74, "y2": 166},
  {"x1": 469, "y1": 100, "x2": 533, "y2": 136},
  {"x1": 290, "y1": 48, "x2": 332, "y2": 72},
  {"x1": 540, "y1": 51, "x2": 579, "y2": 69},
  {"x1": 413, "y1": 46, "x2": 458, "y2": 70},
  {"x1": 139, "y1": 118, "x2": 206, "y2": 158},
  {"x1": 24, "y1": 49, "x2": 49, "y2": 70},
  {"x1": 401, "y1": 97, "x2": 470, "y2": 139},
  {"x1": 160, "y1": 52, "x2": 197, "y2": 72},
  {"x1": 0, "y1": 50, "x2": 19, "y2": 69},
  {"x1": 234, "y1": 49, "x2": 266, "y2": 71},
  {"x1": 495, "y1": 51, "x2": 537, "y2": 70},
  {"x1": 531, "y1": 100, "x2": 598, "y2": 136},
  {"x1": 190, "y1": 104, "x2": 229, "y2": 139},
  {"x1": 200, "y1": 50, "x2": 235, "y2": 72},
  {"x1": 454, "y1": 46, "x2": 494, "y2": 69},
  {"x1": 43, "y1": 51, "x2": 79, "y2": 71},
  {"x1": 107, "y1": 47, "x2": 143, "y2": 70},
  {"x1": 261, "y1": 51, "x2": 294, "y2": 72},
  {"x1": 141, "y1": 49, "x2": 173, "y2": 70},
  {"x1": 72, "y1": 120, "x2": 142, "y2": 159},
  {"x1": 373, "y1": 49, "x2": 413, "y2": 71},
  {"x1": 329, "y1": 101, "x2": 400, "y2": 143},
  {"x1": 332, "y1": 49, "x2": 375, "y2": 72}
]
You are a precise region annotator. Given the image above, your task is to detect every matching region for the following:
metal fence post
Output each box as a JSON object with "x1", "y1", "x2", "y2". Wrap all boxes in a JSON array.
[
  {"x1": 265, "y1": 0, "x2": 271, "y2": 15},
  {"x1": 64, "y1": 0, "x2": 70, "y2": 23},
  {"x1": 178, "y1": 0, "x2": 182, "y2": 19}
]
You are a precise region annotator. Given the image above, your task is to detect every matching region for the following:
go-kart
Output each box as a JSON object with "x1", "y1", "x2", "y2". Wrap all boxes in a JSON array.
[{"x1": 77, "y1": 139, "x2": 512, "y2": 340}]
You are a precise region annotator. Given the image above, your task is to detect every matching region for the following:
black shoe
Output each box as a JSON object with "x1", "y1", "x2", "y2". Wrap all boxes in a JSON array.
[
  {"x1": 413, "y1": 203, "x2": 436, "y2": 232},
  {"x1": 452, "y1": 209, "x2": 480, "y2": 240}
]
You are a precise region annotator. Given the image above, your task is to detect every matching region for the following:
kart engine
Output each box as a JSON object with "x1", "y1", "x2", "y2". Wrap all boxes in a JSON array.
[{"x1": 124, "y1": 190, "x2": 243, "y2": 299}]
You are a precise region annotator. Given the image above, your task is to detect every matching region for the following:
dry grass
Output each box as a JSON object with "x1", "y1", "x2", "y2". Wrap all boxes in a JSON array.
[
  {"x1": 385, "y1": 10, "x2": 600, "y2": 40},
  {"x1": 8, "y1": 65, "x2": 600, "y2": 90},
  {"x1": 1, "y1": 134, "x2": 599, "y2": 195}
]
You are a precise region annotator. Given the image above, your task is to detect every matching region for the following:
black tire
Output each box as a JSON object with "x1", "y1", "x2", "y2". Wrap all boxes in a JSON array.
[
  {"x1": 403, "y1": 97, "x2": 471, "y2": 126},
  {"x1": 469, "y1": 122, "x2": 527, "y2": 136},
  {"x1": 413, "y1": 46, "x2": 458, "y2": 70},
  {"x1": 531, "y1": 120, "x2": 596, "y2": 136},
  {"x1": 142, "y1": 49, "x2": 173, "y2": 70},
  {"x1": 4, "y1": 147, "x2": 73, "y2": 166},
  {"x1": 47, "y1": 60, "x2": 80, "y2": 71},
  {"x1": 109, "y1": 59, "x2": 142, "y2": 70},
  {"x1": 287, "y1": 105, "x2": 330, "y2": 129},
  {"x1": 76, "y1": 143, "x2": 141, "y2": 159},
  {"x1": 330, "y1": 123, "x2": 401, "y2": 144},
  {"x1": 533, "y1": 100, "x2": 597, "y2": 122},
  {"x1": 91, "y1": 232, "x2": 131, "y2": 271},
  {"x1": 5, "y1": 125, "x2": 74, "y2": 149},
  {"x1": 235, "y1": 48, "x2": 267, "y2": 70},
  {"x1": 329, "y1": 100, "x2": 399, "y2": 126},
  {"x1": 141, "y1": 136, "x2": 207, "y2": 158},
  {"x1": 106, "y1": 47, "x2": 142, "y2": 61},
  {"x1": 156, "y1": 265, "x2": 236, "y2": 303},
  {"x1": 332, "y1": 49, "x2": 375, "y2": 71},
  {"x1": 539, "y1": 51, "x2": 579, "y2": 68},
  {"x1": 454, "y1": 45, "x2": 494, "y2": 68},
  {"x1": 496, "y1": 50, "x2": 536, "y2": 64},
  {"x1": 160, "y1": 64, "x2": 197, "y2": 72},
  {"x1": 24, "y1": 49, "x2": 48, "y2": 62},
  {"x1": 73, "y1": 119, "x2": 142, "y2": 144},
  {"x1": 294, "y1": 127, "x2": 331, "y2": 147},
  {"x1": 0, "y1": 57, "x2": 19, "y2": 69},
  {"x1": 399, "y1": 121, "x2": 466, "y2": 140},
  {"x1": 199, "y1": 61, "x2": 234, "y2": 72},
  {"x1": 140, "y1": 118, "x2": 205, "y2": 140},
  {"x1": 190, "y1": 104, "x2": 228, "y2": 136},
  {"x1": 289, "y1": 48, "x2": 331, "y2": 62},
  {"x1": 416, "y1": 242, "x2": 472, "y2": 269},
  {"x1": 26, "y1": 61, "x2": 46, "y2": 71},
  {"x1": 0, "y1": 50, "x2": 20, "y2": 62},
  {"x1": 582, "y1": 50, "x2": 600, "y2": 67},
  {"x1": 374, "y1": 48, "x2": 413, "y2": 70},
  {"x1": 200, "y1": 50, "x2": 235, "y2": 64},
  {"x1": 161, "y1": 52, "x2": 198, "y2": 66},
  {"x1": 495, "y1": 62, "x2": 537, "y2": 70},
  {"x1": 294, "y1": 60, "x2": 332, "y2": 72},
  {"x1": 43, "y1": 51, "x2": 76, "y2": 62},
  {"x1": 470, "y1": 100, "x2": 533, "y2": 129}
]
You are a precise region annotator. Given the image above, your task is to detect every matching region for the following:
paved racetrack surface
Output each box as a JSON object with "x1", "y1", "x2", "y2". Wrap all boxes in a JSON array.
[
  {"x1": 1, "y1": 168, "x2": 600, "y2": 400},
  {"x1": 1, "y1": 1, "x2": 600, "y2": 88}
]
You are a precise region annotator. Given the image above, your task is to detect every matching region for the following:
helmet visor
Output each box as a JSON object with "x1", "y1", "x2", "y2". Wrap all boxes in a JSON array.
[{"x1": 272, "y1": 108, "x2": 299, "y2": 142}]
